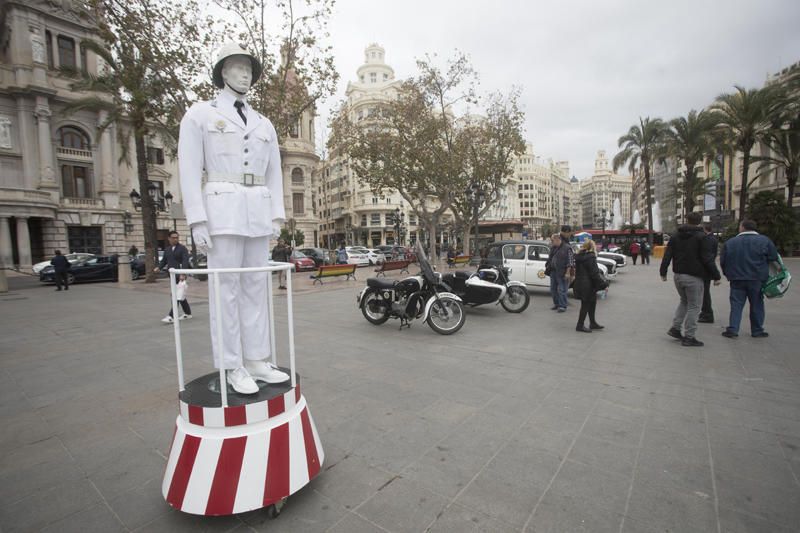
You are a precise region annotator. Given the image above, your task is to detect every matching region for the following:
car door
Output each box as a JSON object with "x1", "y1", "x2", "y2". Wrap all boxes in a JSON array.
[
  {"x1": 525, "y1": 244, "x2": 551, "y2": 287},
  {"x1": 501, "y1": 244, "x2": 527, "y2": 283}
]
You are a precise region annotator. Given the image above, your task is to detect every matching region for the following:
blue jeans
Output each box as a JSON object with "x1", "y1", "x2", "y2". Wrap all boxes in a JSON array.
[
  {"x1": 550, "y1": 274, "x2": 569, "y2": 309},
  {"x1": 727, "y1": 280, "x2": 765, "y2": 335}
]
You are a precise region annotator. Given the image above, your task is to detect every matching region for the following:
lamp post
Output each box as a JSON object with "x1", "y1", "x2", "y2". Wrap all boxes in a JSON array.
[
  {"x1": 393, "y1": 207, "x2": 405, "y2": 246},
  {"x1": 465, "y1": 182, "x2": 485, "y2": 256},
  {"x1": 129, "y1": 184, "x2": 172, "y2": 214}
]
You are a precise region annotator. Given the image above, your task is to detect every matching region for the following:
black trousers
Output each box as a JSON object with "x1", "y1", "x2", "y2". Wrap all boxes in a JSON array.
[
  {"x1": 168, "y1": 299, "x2": 192, "y2": 318},
  {"x1": 641, "y1": 252, "x2": 650, "y2": 265},
  {"x1": 577, "y1": 298, "x2": 597, "y2": 327},
  {"x1": 632, "y1": 254, "x2": 638, "y2": 264},
  {"x1": 699, "y1": 278, "x2": 713, "y2": 320},
  {"x1": 55, "y1": 272, "x2": 69, "y2": 290}
]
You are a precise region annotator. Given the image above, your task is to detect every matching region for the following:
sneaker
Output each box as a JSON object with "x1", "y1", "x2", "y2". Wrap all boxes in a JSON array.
[
  {"x1": 752, "y1": 332, "x2": 769, "y2": 338},
  {"x1": 590, "y1": 323, "x2": 605, "y2": 330},
  {"x1": 721, "y1": 330, "x2": 738, "y2": 338},
  {"x1": 667, "y1": 327, "x2": 683, "y2": 340},
  {"x1": 227, "y1": 367, "x2": 259, "y2": 394},
  {"x1": 557, "y1": 307, "x2": 566, "y2": 313},
  {"x1": 575, "y1": 325, "x2": 592, "y2": 333},
  {"x1": 179, "y1": 314, "x2": 192, "y2": 320},
  {"x1": 161, "y1": 316, "x2": 173, "y2": 324},
  {"x1": 245, "y1": 359, "x2": 290, "y2": 384},
  {"x1": 550, "y1": 305, "x2": 558, "y2": 310},
  {"x1": 681, "y1": 337, "x2": 704, "y2": 347}
]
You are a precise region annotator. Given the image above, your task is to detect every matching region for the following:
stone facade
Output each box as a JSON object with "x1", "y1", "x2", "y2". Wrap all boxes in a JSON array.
[{"x1": 579, "y1": 150, "x2": 633, "y2": 230}]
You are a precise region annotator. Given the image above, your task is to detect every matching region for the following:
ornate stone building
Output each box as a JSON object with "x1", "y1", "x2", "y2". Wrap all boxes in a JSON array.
[{"x1": 579, "y1": 150, "x2": 632, "y2": 229}]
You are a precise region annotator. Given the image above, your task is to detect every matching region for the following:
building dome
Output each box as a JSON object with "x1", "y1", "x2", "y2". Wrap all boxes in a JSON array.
[{"x1": 356, "y1": 43, "x2": 395, "y2": 85}]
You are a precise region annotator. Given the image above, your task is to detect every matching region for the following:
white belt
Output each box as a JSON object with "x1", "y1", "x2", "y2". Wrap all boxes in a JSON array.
[{"x1": 206, "y1": 172, "x2": 266, "y2": 186}]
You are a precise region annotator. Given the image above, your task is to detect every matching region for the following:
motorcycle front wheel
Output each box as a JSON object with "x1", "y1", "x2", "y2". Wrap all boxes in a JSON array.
[
  {"x1": 501, "y1": 285, "x2": 530, "y2": 313},
  {"x1": 361, "y1": 288, "x2": 390, "y2": 325},
  {"x1": 426, "y1": 296, "x2": 465, "y2": 335}
]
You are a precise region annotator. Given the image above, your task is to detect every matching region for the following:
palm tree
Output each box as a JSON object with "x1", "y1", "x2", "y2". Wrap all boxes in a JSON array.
[
  {"x1": 663, "y1": 109, "x2": 722, "y2": 218},
  {"x1": 752, "y1": 126, "x2": 800, "y2": 209},
  {"x1": 613, "y1": 117, "x2": 666, "y2": 246},
  {"x1": 711, "y1": 85, "x2": 782, "y2": 222}
]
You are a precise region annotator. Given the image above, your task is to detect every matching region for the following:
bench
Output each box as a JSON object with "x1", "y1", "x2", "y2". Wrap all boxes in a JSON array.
[
  {"x1": 374, "y1": 260, "x2": 410, "y2": 277},
  {"x1": 310, "y1": 263, "x2": 357, "y2": 285},
  {"x1": 447, "y1": 255, "x2": 471, "y2": 268}
]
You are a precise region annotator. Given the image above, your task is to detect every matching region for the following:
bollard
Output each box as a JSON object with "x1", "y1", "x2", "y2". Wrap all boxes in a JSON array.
[{"x1": 118, "y1": 254, "x2": 132, "y2": 283}]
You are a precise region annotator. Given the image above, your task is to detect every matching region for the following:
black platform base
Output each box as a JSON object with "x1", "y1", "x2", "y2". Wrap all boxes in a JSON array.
[{"x1": 179, "y1": 369, "x2": 298, "y2": 407}]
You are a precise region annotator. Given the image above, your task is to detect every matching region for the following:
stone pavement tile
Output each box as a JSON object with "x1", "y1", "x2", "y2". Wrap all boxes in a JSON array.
[
  {"x1": 357, "y1": 476, "x2": 448, "y2": 533},
  {"x1": 718, "y1": 506, "x2": 797, "y2": 533},
  {"x1": 0, "y1": 436, "x2": 83, "y2": 505},
  {"x1": 649, "y1": 393, "x2": 706, "y2": 418},
  {"x1": 707, "y1": 422, "x2": 785, "y2": 457},
  {"x1": 705, "y1": 401, "x2": 775, "y2": 434},
  {"x1": 134, "y1": 510, "x2": 243, "y2": 532},
  {"x1": 601, "y1": 386, "x2": 656, "y2": 410},
  {"x1": 241, "y1": 487, "x2": 347, "y2": 532},
  {"x1": 542, "y1": 459, "x2": 631, "y2": 516},
  {"x1": 88, "y1": 446, "x2": 167, "y2": 502},
  {"x1": 40, "y1": 502, "x2": 126, "y2": 533},
  {"x1": 776, "y1": 433, "x2": 800, "y2": 464},
  {"x1": 768, "y1": 415, "x2": 800, "y2": 439},
  {"x1": 327, "y1": 512, "x2": 388, "y2": 533},
  {"x1": 0, "y1": 478, "x2": 103, "y2": 532},
  {"x1": 702, "y1": 376, "x2": 761, "y2": 397},
  {"x1": 418, "y1": 397, "x2": 479, "y2": 426},
  {"x1": 528, "y1": 491, "x2": 623, "y2": 533},
  {"x1": 592, "y1": 398, "x2": 648, "y2": 427},
  {"x1": 634, "y1": 451, "x2": 713, "y2": 496},
  {"x1": 454, "y1": 443, "x2": 561, "y2": 527},
  {"x1": 0, "y1": 408, "x2": 54, "y2": 456},
  {"x1": 623, "y1": 475, "x2": 717, "y2": 533},
  {"x1": 715, "y1": 470, "x2": 800, "y2": 528},
  {"x1": 106, "y1": 479, "x2": 171, "y2": 530},
  {"x1": 579, "y1": 414, "x2": 644, "y2": 448},
  {"x1": 654, "y1": 381, "x2": 705, "y2": 401},
  {"x1": 313, "y1": 454, "x2": 396, "y2": 510},
  {"x1": 646, "y1": 408, "x2": 707, "y2": 438},
  {"x1": 532, "y1": 399, "x2": 595, "y2": 427},
  {"x1": 426, "y1": 502, "x2": 519, "y2": 533},
  {"x1": 712, "y1": 446, "x2": 797, "y2": 487},
  {"x1": 513, "y1": 421, "x2": 578, "y2": 457},
  {"x1": 567, "y1": 434, "x2": 640, "y2": 477}
]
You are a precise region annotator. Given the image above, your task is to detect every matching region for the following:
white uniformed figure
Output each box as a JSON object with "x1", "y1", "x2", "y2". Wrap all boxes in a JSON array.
[{"x1": 178, "y1": 43, "x2": 289, "y2": 394}]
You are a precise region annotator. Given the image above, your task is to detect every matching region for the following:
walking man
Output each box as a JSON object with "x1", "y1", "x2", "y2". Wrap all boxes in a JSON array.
[
  {"x1": 640, "y1": 240, "x2": 651, "y2": 265},
  {"x1": 154, "y1": 231, "x2": 192, "y2": 324},
  {"x1": 271, "y1": 238, "x2": 291, "y2": 289},
  {"x1": 698, "y1": 222, "x2": 718, "y2": 323},
  {"x1": 720, "y1": 219, "x2": 779, "y2": 339},
  {"x1": 660, "y1": 212, "x2": 720, "y2": 346},
  {"x1": 549, "y1": 225, "x2": 575, "y2": 312},
  {"x1": 51, "y1": 250, "x2": 70, "y2": 291}
]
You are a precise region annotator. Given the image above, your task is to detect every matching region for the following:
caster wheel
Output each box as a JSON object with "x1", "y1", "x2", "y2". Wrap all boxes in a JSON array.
[{"x1": 267, "y1": 498, "x2": 286, "y2": 519}]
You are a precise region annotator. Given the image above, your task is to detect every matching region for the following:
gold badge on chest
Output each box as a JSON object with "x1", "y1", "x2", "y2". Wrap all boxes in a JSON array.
[{"x1": 215, "y1": 120, "x2": 227, "y2": 132}]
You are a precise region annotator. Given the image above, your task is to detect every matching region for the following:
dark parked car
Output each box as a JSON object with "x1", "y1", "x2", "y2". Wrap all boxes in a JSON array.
[
  {"x1": 40, "y1": 255, "x2": 138, "y2": 284},
  {"x1": 298, "y1": 247, "x2": 330, "y2": 267}
]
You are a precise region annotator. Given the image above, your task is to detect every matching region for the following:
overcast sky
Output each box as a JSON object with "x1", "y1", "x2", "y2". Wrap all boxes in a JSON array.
[{"x1": 315, "y1": 0, "x2": 800, "y2": 180}]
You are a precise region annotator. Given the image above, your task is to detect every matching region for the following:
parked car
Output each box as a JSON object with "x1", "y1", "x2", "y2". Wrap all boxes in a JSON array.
[
  {"x1": 483, "y1": 240, "x2": 607, "y2": 290},
  {"x1": 289, "y1": 250, "x2": 316, "y2": 271},
  {"x1": 349, "y1": 246, "x2": 383, "y2": 265},
  {"x1": 32, "y1": 253, "x2": 95, "y2": 274},
  {"x1": 298, "y1": 247, "x2": 331, "y2": 267},
  {"x1": 374, "y1": 245, "x2": 411, "y2": 261},
  {"x1": 39, "y1": 255, "x2": 129, "y2": 284},
  {"x1": 344, "y1": 246, "x2": 370, "y2": 266},
  {"x1": 597, "y1": 251, "x2": 627, "y2": 268}
]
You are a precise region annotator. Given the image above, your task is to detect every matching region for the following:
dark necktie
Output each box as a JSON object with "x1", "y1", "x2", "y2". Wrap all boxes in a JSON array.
[{"x1": 234, "y1": 100, "x2": 247, "y2": 125}]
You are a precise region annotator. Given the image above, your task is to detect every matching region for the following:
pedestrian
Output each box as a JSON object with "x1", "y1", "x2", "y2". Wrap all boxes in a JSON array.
[
  {"x1": 336, "y1": 244, "x2": 348, "y2": 264},
  {"x1": 128, "y1": 244, "x2": 139, "y2": 257},
  {"x1": 51, "y1": 250, "x2": 70, "y2": 291},
  {"x1": 545, "y1": 233, "x2": 562, "y2": 310},
  {"x1": 549, "y1": 225, "x2": 575, "y2": 312},
  {"x1": 154, "y1": 231, "x2": 192, "y2": 324},
  {"x1": 659, "y1": 212, "x2": 720, "y2": 346},
  {"x1": 629, "y1": 240, "x2": 640, "y2": 265},
  {"x1": 271, "y1": 238, "x2": 291, "y2": 289},
  {"x1": 698, "y1": 222, "x2": 718, "y2": 323},
  {"x1": 573, "y1": 239, "x2": 607, "y2": 332},
  {"x1": 640, "y1": 240, "x2": 651, "y2": 265},
  {"x1": 720, "y1": 219, "x2": 779, "y2": 339},
  {"x1": 447, "y1": 246, "x2": 455, "y2": 267}
]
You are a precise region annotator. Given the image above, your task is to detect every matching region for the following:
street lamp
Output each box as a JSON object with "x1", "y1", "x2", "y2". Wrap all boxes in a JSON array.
[
  {"x1": 595, "y1": 208, "x2": 614, "y2": 250},
  {"x1": 129, "y1": 184, "x2": 172, "y2": 213},
  {"x1": 393, "y1": 207, "x2": 405, "y2": 246},
  {"x1": 465, "y1": 182, "x2": 485, "y2": 256}
]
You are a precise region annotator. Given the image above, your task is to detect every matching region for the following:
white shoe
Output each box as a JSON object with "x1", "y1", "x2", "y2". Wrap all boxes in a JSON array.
[
  {"x1": 245, "y1": 359, "x2": 290, "y2": 384},
  {"x1": 227, "y1": 367, "x2": 259, "y2": 394},
  {"x1": 179, "y1": 314, "x2": 192, "y2": 320},
  {"x1": 161, "y1": 316, "x2": 173, "y2": 324}
]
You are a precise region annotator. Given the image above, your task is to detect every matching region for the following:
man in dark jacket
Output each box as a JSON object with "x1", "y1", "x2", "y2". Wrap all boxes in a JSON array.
[
  {"x1": 550, "y1": 225, "x2": 575, "y2": 312},
  {"x1": 720, "y1": 219, "x2": 779, "y2": 338},
  {"x1": 271, "y1": 238, "x2": 291, "y2": 289},
  {"x1": 660, "y1": 212, "x2": 721, "y2": 346},
  {"x1": 698, "y1": 222, "x2": 718, "y2": 323},
  {"x1": 154, "y1": 231, "x2": 191, "y2": 323},
  {"x1": 51, "y1": 250, "x2": 71, "y2": 291}
]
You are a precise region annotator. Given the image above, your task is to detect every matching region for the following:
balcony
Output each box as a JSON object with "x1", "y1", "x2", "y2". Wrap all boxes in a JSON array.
[
  {"x1": 56, "y1": 147, "x2": 93, "y2": 162},
  {"x1": 62, "y1": 197, "x2": 105, "y2": 208}
]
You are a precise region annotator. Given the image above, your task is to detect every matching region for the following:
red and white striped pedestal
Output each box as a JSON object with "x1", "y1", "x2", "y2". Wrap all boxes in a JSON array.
[{"x1": 162, "y1": 373, "x2": 324, "y2": 515}]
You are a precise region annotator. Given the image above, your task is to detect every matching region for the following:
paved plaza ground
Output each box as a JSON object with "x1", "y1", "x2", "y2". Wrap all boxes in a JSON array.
[{"x1": 1, "y1": 259, "x2": 799, "y2": 532}]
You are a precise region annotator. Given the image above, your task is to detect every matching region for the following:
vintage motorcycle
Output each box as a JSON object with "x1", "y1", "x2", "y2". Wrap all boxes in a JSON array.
[
  {"x1": 441, "y1": 264, "x2": 530, "y2": 313},
  {"x1": 357, "y1": 242, "x2": 466, "y2": 335}
]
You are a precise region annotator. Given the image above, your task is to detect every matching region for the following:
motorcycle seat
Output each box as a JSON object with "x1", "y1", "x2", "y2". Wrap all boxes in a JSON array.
[{"x1": 367, "y1": 278, "x2": 398, "y2": 290}]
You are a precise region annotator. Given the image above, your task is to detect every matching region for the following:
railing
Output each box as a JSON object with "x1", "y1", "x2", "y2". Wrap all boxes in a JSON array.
[
  {"x1": 168, "y1": 262, "x2": 296, "y2": 407},
  {"x1": 56, "y1": 147, "x2": 93, "y2": 161},
  {"x1": 0, "y1": 187, "x2": 57, "y2": 205},
  {"x1": 62, "y1": 197, "x2": 105, "y2": 208}
]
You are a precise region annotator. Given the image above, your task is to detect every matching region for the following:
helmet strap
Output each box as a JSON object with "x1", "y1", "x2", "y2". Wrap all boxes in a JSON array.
[{"x1": 225, "y1": 81, "x2": 248, "y2": 97}]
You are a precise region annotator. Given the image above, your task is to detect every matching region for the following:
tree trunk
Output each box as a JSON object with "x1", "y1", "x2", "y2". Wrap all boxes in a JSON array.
[
  {"x1": 428, "y1": 219, "x2": 438, "y2": 266},
  {"x1": 684, "y1": 163, "x2": 696, "y2": 215},
  {"x1": 738, "y1": 148, "x2": 751, "y2": 223},
  {"x1": 644, "y1": 161, "x2": 655, "y2": 247},
  {"x1": 134, "y1": 124, "x2": 158, "y2": 283},
  {"x1": 786, "y1": 167, "x2": 797, "y2": 209},
  {"x1": 462, "y1": 227, "x2": 471, "y2": 256}
]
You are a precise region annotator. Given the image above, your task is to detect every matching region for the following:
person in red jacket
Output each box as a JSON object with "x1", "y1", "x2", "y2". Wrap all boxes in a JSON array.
[{"x1": 629, "y1": 240, "x2": 641, "y2": 265}]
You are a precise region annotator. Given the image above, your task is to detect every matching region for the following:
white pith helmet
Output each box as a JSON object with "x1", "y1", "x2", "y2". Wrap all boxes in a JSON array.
[{"x1": 212, "y1": 42, "x2": 263, "y2": 89}]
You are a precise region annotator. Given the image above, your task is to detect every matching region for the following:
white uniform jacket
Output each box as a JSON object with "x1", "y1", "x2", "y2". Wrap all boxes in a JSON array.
[{"x1": 178, "y1": 91, "x2": 285, "y2": 237}]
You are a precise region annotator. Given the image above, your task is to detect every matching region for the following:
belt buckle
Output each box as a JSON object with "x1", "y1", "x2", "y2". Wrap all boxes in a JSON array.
[{"x1": 243, "y1": 173, "x2": 255, "y2": 186}]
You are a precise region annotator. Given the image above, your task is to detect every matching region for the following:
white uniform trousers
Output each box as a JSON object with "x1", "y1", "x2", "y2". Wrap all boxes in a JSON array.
[{"x1": 207, "y1": 235, "x2": 270, "y2": 369}]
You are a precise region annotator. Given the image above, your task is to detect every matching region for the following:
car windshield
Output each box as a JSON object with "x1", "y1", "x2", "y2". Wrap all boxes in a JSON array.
[
  {"x1": 292, "y1": 251, "x2": 308, "y2": 258},
  {"x1": 415, "y1": 241, "x2": 436, "y2": 284}
]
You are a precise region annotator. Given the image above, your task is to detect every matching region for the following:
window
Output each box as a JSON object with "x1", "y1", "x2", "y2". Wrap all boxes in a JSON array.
[
  {"x1": 370, "y1": 213, "x2": 381, "y2": 225},
  {"x1": 292, "y1": 193, "x2": 304, "y2": 214},
  {"x1": 289, "y1": 120, "x2": 299, "y2": 138},
  {"x1": 503, "y1": 244, "x2": 525, "y2": 260},
  {"x1": 408, "y1": 215, "x2": 416, "y2": 225},
  {"x1": 80, "y1": 43, "x2": 87, "y2": 73},
  {"x1": 57, "y1": 35, "x2": 76, "y2": 69},
  {"x1": 528, "y1": 245, "x2": 549, "y2": 260},
  {"x1": 292, "y1": 167, "x2": 304, "y2": 185},
  {"x1": 45, "y1": 31, "x2": 54, "y2": 68},
  {"x1": 372, "y1": 197, "x2": 378, "y2": 204},
  {"x1": 58, "y1": 126, "x2": 90, "y2": 150},
  {"x1": 146, "y1": 146, "x2": 164, "y2": 165},
  {"x1": 383, "y1": 73, "x2": 388, "y2": 81},
  {"x1": 61, "y1": 164, "x2": 92, "y2": 198},
  {"x1": 370, "y1": 72, "x2": 377, "y2": 83},
  {"x1": 360, "y1": 214, "x2": 367, "y2": 226}
]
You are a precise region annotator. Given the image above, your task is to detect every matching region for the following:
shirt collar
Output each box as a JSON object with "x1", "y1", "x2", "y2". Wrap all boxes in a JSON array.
[
  {"x1": 217, "y1": 90, "x2": 247, "y2": 109},
  {"x1": 738, "y1": 231, "x2": 759, "y2": 236}
]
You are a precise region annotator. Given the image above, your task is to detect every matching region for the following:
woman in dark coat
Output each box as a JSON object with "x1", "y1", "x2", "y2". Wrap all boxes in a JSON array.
[{"x1": 573, "y1": 239, "x2": 607, "y2": 332}]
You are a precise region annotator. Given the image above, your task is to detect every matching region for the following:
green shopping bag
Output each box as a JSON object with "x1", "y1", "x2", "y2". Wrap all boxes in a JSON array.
[{"x1": 762, "y1": 255, "x2": 791, "y2": 299}]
